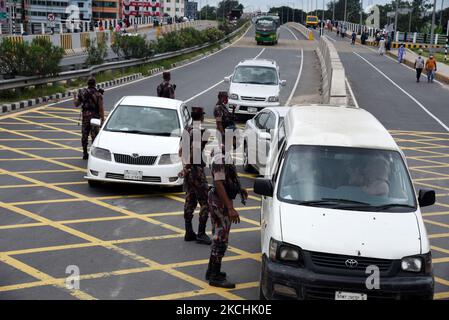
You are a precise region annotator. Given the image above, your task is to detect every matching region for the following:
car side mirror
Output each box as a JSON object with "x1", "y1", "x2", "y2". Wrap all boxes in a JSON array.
[
  {"x1": 280, "y1": 80, "x2": 287, "y2": 87},
  {"x1": 90, "y1": 118, "x2": 102, "y2": 127},
  {"x1": 418, "y1": 189, "x2": 435, "y2": 207},
  {"x1": 254, "y1": 178, "x2": 273, "y2": 197},
  {"x1": 259, "y1": 131, "x2": 271, "y2": 141},
  {"x1": 224, "y1": 76, "x2": 231, "y2": 83}
]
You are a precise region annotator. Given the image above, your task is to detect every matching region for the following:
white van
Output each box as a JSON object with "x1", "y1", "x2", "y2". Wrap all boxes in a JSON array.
[
  {"x1": 225, "y1": 59, "x2": 286, "y2": 116},
  {"x1": 254, "y1": 106, "x2": 435, "y2": 300}
]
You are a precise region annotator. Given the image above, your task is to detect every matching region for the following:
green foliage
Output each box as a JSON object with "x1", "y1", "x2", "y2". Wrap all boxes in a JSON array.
[
  {"x1": 112, "y1": 33, "x2": 154, "y2": 59},
  {"x1": 0, "y1": 37, "x2": 63, "y2": 77},
  {"x1": 86, "y1": 35, "x2": 108, "y2": 66}
]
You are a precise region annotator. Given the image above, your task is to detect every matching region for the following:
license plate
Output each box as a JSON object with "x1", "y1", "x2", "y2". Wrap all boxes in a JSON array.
[
  {"x1": 335, "y1": 291, "x2": 367, "y2": 300},
  {"x1": 248, "y1": 107, "x2": 258, "y2": 113},
  {"x1": 124, "y1": 170, "x2": 143, "y2": 181}
]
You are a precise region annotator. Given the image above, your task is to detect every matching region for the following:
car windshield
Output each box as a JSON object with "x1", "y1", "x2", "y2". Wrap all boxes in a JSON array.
[
  {"x1": 105, "y1": 105, "x2": 181, "y2": 137},
  {"x1": 232, "y1": 66, "x2": 278, "y2": 85},
  {"x1": 278, "y1": 145, "x2": 416, "y2": 212},
  {"x1": 307, "y1": 17, "x2": 318, "y2": 22},
  {"x1": 256, "y1": 19, "x2": 275, "y2": 30}
]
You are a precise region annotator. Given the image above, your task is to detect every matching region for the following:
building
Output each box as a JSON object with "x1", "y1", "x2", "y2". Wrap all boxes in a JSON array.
[
  {"x1": 121, "y1": 0, "x2": 162, "y2": 21},
  {"x1": 3, "y1": 0, "x2": 29, "y2": 34},
  {"x1": 92, "y1": 0, "x2": 120, "y2": 20},
  {"x1": 161, "y1": 0, "x2": 184, "y2": 18},
  {"x1": 184, "y1": 0, "x2": 196, "y2": 20},
  {"x1": 28, "y1": 0, "x2": 92, "y2": 32}
]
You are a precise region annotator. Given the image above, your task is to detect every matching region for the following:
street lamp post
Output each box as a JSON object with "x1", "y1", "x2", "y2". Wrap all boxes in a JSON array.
[
  {"x1": 394, "y1": 0, "x2": 399, "y2": 33},
  {"x1": 439, "y1": 0, "x2": 444, "y2": 29},
  {"x1": 344, "y1": 0, "x2": 347, "y2": 22},
  {"x1": 430, "y1": 0, "x2": 437, "y2": 53}
]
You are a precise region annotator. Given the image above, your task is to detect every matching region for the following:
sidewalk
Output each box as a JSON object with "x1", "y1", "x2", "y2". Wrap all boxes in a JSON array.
[{"x1": 388, "y1": 48, "x2": 449, "y2": 84}]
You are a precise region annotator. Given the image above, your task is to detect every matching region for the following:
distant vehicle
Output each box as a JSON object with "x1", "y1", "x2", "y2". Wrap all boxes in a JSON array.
[
  {"x1": 255, "y1": 106, "x2": 435, "y2": 300},
  {"x1": 243, "y1": 107, "x2": 290, "y2": 174},
  {"x1": 85, "y1": 96, "x2": 192, "y2": 188},
  {"x1": 305, "y1": 15, "x2": 319, "y2": 28},
  {"x1": 224, "y1": 59, "x2": 286, "y2": 117},
  {"x1": 255, "y1": 16, "x2": 280, "y2": 45}
]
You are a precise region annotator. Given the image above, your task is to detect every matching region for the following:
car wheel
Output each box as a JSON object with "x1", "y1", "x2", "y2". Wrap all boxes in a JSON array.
[
  {"x1": 88, "y1": 180, "x2": 101, "y2": 188},
  {"x1": 243, "y1": 142, "x2": 252, "y2": 172}
]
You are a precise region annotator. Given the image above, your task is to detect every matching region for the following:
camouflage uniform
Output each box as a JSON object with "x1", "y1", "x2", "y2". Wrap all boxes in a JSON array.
[
  {"x1": 213, "y1": 103, "x2": 235, "y2": 141},
  {"x1": 208, "y1": 151, "x2": 240, "y2": 263},
  {"x1": 183, "y1": 124, "x2": 209, "y2": 225},
  {"x1": 80, "y1": 87, "x2": 103, "y2": 151}
]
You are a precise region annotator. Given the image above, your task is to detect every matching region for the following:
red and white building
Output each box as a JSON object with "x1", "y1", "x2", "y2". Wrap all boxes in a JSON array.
[{"x1": 122, "y1": 0, "x2": 162, "y2": 20}]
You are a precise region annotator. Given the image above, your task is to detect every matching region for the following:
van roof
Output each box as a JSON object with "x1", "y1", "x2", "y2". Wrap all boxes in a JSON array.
[
  {"x1": 237, "y1": 59, "x2": 278, "y2": 68},
  {"x1": 119, "y1": 96, "x2": 183, "y2": 110},
  {"x1": 284, "y1": 106, "x2": 399, "y2": 151}
]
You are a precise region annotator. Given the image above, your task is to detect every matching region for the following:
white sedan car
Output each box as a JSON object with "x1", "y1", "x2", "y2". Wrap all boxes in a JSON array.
[
  {"x1": 85, "y1": 96, "x2": 191, "y2": 188},
  {"x1": 243, "y1": 107, "x2": 289, "y2": 175}
]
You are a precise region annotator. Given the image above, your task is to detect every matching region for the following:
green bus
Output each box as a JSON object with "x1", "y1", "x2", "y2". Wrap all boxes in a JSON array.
[{"x1": 255, "y1": 16, "x2": 280, "y2": 45}]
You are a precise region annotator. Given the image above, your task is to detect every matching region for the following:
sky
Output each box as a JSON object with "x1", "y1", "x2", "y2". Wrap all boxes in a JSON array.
[{"x1": 196, "y1": 0, "x2": 449, "y2": 13}]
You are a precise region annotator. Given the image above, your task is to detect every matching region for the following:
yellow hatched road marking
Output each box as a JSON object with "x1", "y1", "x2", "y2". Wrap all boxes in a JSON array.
[
  {"x1": 435, "y1": 291, "x2": 449, "y2": 299},
  {"x1": 431, "y1": 246, "x2": 449, "y2": 255},
  {"x1": 423, "y1": 211, "x2": 449, "y2": 217},
  {"x1": 424, "y1": 219, "x2": 449, "y2": 229}
]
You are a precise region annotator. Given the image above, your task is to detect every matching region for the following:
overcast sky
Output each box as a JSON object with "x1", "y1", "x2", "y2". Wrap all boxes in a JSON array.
[{"x1": 197, "y1": 0, "x2": 448, "y2": 13}]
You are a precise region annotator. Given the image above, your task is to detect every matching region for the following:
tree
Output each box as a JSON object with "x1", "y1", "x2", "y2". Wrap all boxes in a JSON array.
[
  {"x1": 217, "y1": 1, "x2": 244, "y2": 21},
  {"x1": 198, "y1": 5, "x2": 217, "y2": 20},
  {"x1": 268, "y1": 6, "x2": 308, "y2": 24}
]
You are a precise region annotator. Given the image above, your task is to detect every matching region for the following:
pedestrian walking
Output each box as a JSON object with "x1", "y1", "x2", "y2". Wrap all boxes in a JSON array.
[
  {"x1": 205, "y1": 145, "x2": 248, "y2": 288},
  {"x1": 351, "y1": 31, "x2": 357, "y2": 45},
  {"x1": 398, "y1": 44, "x2": 406, "y2": 63},
  {"x1": 425, "y1": 55, "x2": 437, "y2": 83},
  {"x1": 378, "y1": 37, "x2": 386, "y2": 55},
  {"x1": 414, "y1": 51, "x2": 425, "y2": 82},
  {"x1": 157, "y1": 72, "x2": 176, "y2": 99},
  {"x1": 74, "y1": 77, "x2": 105, "y2": 160},
  {"x1": 214, "y1": 92, "x2": 235, "y2": 142},
  {"x1": 336, "y1": 26, "x2": 340, "y2": 36},
  {"x1": 179, "y1": 107, "x2": 212, "y2": 245}
]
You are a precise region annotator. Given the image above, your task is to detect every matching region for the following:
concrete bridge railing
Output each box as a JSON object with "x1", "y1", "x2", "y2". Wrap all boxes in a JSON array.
[{"x1": 317, "y1": 35, "x2": 348, "y2": 106}]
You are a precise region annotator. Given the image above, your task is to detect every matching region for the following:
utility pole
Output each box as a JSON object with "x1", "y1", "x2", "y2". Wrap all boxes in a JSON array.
[
  {"x1": 439, "y1": 0, "x2": 444, "y2": 29},
  {"x1": 430, "y1": 0, "x2": 437, "y2": 53},
  {"x1": 321, "y1": 0, "x2": 325, "y2": 35},
  {"x1": 394, "y1": 0, "x2": 399, "y2": 33},
  {"x1": 360, "y1": 0, "x2": 363, "y2": 28},
  {"x1": 344, "y1": 0, "x2": 347, "y2": 22},
  {"x1": 332, "y1": 1, "x2": 335, "y2": 21},
  {"x1": 445, "y1": 20, "x2": 448, "y2": 61}
]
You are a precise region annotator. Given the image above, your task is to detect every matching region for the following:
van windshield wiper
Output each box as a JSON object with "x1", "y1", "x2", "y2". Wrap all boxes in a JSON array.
[
  {"x1": 372, "y1": 204, "x2": 416, "y2": 212},
  {"x1": 293, "y1": 198, "x2": 369, "y2": 207}
]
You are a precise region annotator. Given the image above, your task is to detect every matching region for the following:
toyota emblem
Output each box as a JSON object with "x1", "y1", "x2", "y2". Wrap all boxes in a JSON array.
[
  {"x1": 132, "y1": 153, "x2": 139, "y2": 158},
  {"x1": 345, "y1": 259, "x2": 359, "y2": 268}
]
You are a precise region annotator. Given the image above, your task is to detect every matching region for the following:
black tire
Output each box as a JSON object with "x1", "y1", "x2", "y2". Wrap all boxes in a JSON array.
[
  {"x1": 259, "y1": 285, "x2": 266, "y2": 300},
  {"x1": 88, "y1": 180, "x2": 101, "y2": 188},
  {"x1": 243, "y1": 142, "x2": 252, "y2": 172}
]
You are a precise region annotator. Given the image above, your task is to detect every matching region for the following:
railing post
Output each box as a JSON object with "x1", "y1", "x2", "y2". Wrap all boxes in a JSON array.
[
  {"x1": 413, "y1": 32, "x2": 417, "y2": 44},
  {"x1": 41, "y1": 22, "x2": 45, "y2": 34},
  {"x1": 395, "y1": 31, "x2": 399, "y2": 42},
  {"x1": 435, "y1": 34, "x2": 439, "y2": 45}
]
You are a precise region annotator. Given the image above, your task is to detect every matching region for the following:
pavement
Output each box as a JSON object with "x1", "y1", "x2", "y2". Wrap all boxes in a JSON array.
[{"x1": 1, "y1": 24, "x2": 449, "y2": 300}]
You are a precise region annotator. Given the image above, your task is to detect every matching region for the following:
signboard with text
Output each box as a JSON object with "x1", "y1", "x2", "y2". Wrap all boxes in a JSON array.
[{"x1": 0, "y1": 0, "x2": 7, "y2": 22}]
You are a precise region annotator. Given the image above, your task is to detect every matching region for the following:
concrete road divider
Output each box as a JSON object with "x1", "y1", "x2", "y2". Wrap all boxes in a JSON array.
[
  {"x1": 289, "y1": 23, "x2": 314, "y2": 40},
  {"x1": 317, "y1": 35, "x2": 348, "y2": 105}
]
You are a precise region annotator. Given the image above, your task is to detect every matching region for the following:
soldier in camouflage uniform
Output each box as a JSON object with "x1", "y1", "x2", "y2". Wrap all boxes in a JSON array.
[
  {"x1": 180, "y1": 107, "x2": 212, "y2": 245},
  {"x1": 206, "y1": 145, "x2": 248, "y2": 288},
  {"x1": 214, "y1": 91, "x2": 235, "y2": 142},
  {"x1": 74, "y1": 77, "x2": 105, "y2": 160}
]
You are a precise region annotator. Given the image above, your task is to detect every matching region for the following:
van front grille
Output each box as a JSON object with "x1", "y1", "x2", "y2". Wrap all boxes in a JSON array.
[
  {"x1": 114, "y1": 153, "x2": 157, "y2": 165},
  {"x1": 309, "y1": 251, "x2": 393, "y2": 272}
]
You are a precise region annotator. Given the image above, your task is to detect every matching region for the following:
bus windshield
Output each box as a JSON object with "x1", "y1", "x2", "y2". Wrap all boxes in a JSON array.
[{"x1": 256, "y1": 19, "x2": 276, "y2": 31}]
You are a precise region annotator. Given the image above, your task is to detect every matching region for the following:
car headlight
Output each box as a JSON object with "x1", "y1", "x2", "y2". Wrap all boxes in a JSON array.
[
  {"x1": 91, "y1": 147, "x2": 111, "y2": 161},
  {"x1": 401, "y1": 256, "x2": 423, "y2": 273},
  {"x1": 230, "y1": 93, "x2": 239, "y2": 100},
  {"x1": 269, "y1": 238, "x2": 304, "y2": 266},
  {"x1": 159, "y1": 154, "x2": 181, "y2": 165},
  {"x1": 268, "y1": 96, "x2": 279, "y2": 102}
]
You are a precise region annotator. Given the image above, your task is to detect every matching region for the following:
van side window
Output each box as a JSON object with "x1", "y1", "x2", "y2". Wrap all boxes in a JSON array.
[
  {"x1": 272, "y1": 141, "x2": 286, "y2": 184},
  {"x1": 182, "y1": 106, "x2": 191, "y2": 126}
]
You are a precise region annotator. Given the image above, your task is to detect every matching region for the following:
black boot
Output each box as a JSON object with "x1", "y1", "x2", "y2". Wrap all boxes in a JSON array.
[
  {"x1": 205, "y1": 259, "x2": 226, "y2": 280},
  {"x1": 184, "y1": 221, "x2": 197, "y2": 242},
  {"x1": 83, "y1": 146, "x2": 89, "y2": 160},
  {"x1": 208, "y1": 258, "x2": 235, "y2": 289},
  {"x1": 196, "y1": 222, "x2": 212, "y2": 245}
]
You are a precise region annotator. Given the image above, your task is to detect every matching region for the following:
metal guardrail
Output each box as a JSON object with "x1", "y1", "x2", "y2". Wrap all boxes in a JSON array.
[{"x1": 0, "y1": 22, "x2": 248, "y2": 92}]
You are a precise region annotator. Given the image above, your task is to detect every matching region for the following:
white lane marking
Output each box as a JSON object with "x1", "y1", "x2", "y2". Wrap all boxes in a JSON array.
[
  {"x1": 345, "y1": 77, "x2": 359, "y2": 109},
  {"x1": 10, "y1": 25, "x2": 255, "y2": 112},
  {"x1": 185, "y1": 48, "x2": 266, "y2": 103},
  {"x1": 353, "y1": 51, "x2": 449, "y2": 132},
  {"x1": 282, "y1": 26, "x2": 299, "y2": 41},
  {"x1": 286, "y1": 48, "x2": 304, "y2": 106}
]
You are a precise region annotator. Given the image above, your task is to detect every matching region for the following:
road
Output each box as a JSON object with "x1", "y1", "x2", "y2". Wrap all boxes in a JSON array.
[{"x1": 0, "y1": 24, "x2": 448, "y2": 300}]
